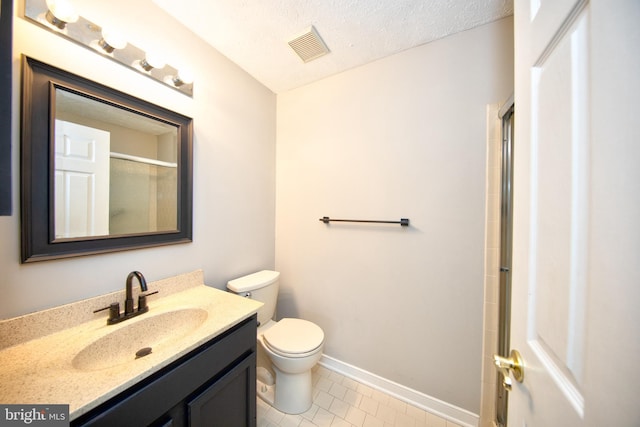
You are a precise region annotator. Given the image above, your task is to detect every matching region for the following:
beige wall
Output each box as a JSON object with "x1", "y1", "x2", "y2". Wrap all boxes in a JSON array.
[
  {"x1": 0, "y1": 0, "x2": 276, "y2": 318},
  {"x1": 275, "y1": 18, "x2": 514, "y2": 415}
]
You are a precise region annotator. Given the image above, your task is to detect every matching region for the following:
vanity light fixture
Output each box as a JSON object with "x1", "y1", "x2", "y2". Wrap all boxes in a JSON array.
[
  {"x1": 97, "y1": 28, "x2": 127, "y2": 53},
  {"x1": 24, "y1": 0, "x2": 194, "y2": 96},
  {"x1": 44, "y1": 0, "x2": 78, "y2": 30}
]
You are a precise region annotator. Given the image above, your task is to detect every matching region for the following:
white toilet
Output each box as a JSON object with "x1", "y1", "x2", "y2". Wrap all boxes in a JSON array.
[{"x1": 227, "y1": 270, "x2": 325, "y2": 414}]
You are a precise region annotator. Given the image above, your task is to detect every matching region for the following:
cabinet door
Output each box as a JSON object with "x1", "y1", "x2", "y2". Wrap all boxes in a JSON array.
[{"x1": 188, "y1": 353, "x2": 256, "y2": 427}]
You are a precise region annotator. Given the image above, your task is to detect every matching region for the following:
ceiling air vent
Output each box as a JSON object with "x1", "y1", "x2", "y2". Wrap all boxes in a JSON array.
[{"x1": 288, "y1": 26, "x2": 330, "y2": 63}]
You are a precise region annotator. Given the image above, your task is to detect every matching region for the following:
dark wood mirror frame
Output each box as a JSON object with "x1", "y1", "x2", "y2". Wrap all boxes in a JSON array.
[{"x1": 21, "y1": 56, "x2": 193, "y2": 263}]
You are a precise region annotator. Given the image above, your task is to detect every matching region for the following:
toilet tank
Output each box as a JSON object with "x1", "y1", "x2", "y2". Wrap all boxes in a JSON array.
[{"x1": 227, "y1": 270, "x2": 280, "y2": 327}]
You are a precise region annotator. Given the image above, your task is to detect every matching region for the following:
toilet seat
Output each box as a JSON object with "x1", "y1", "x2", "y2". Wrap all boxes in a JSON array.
[{"x1": 262, "y1": 318, "x2": 324, "y2": 358}]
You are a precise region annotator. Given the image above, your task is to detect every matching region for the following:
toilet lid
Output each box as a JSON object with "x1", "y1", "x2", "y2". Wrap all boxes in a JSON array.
[{"x1": 262, "y1": 318, "x2": 324, "y2": 355}]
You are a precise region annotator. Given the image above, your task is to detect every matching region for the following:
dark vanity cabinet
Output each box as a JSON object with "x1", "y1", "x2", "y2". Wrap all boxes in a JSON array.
[{"x1": 71, "y1": 316, "x2": 257, "y2": 427}]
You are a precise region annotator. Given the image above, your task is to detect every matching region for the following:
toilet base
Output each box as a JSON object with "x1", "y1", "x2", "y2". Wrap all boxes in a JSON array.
[
  {"x1": 256, "y1": 370, "x2": 314, "y2": 415},
  {"x1": 272, "y1": 365, "x2": 313, "y2": 414}
]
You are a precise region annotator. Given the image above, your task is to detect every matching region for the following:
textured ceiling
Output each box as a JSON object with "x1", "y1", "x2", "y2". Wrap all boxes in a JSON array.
[{"x1": 152, "y1": 0, "x2": 513, "y2": 93}]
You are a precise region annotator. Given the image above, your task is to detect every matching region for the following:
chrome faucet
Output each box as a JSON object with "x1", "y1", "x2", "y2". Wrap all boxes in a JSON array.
[{"x1": 94, "y1": 271, "x2": 157, "y2": 325}]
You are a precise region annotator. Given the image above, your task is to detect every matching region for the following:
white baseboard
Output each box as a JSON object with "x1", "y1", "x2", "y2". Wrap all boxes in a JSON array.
[{"x1": 319, "y1": 354, "x2": 479, "y2": 427}]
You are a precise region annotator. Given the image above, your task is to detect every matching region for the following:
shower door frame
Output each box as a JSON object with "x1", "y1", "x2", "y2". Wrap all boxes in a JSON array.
[{"x1": 496, "y1": 100, "x2": 514, "y2": 427}]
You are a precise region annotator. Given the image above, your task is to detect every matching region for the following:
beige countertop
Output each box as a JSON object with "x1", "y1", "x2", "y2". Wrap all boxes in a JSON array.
[{"x1": 0, "y1": 270, "x2": 262, "y2": 420}]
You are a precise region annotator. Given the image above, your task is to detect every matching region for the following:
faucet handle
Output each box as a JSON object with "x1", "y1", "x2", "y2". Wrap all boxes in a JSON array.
[
  {"x1": 94, "y1": 302, "x2": 121, "y2": 323},
  {"x1": 138, "y1": 290, "x2": 159, "y2": 312}
]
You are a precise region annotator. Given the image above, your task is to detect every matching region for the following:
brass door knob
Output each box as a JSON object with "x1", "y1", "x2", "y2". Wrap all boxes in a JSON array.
[{"x1": 493, "y1": 349, "x2": 524, "y2": 391}]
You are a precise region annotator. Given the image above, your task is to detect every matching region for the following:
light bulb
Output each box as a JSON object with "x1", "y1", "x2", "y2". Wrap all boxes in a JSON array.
[
  {"x1": 45, "y1": 0, "x2": 79, "y2": 29},
  {"x1": 98, "y1": 28, "x2": 127, "y2": 53},
  {"x1": 140, "y1": 51, "x2": 166, "y2": 71},
  {"x1": 172, "y1": 69, "x2": 194, "y2": 86}
]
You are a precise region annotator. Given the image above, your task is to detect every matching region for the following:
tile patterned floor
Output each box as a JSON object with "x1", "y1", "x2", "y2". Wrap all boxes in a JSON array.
[{"x1": 257, "y1": 364, "x2": 464, "y2": 427}]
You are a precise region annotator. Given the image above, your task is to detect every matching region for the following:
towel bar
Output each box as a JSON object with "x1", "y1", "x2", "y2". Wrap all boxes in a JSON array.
[{"x1": 319, "y1": 217, "x2": 409, "y2": 227}]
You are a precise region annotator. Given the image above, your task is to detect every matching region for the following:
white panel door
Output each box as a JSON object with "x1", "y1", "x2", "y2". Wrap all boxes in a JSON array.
[
  {"x1": 508, "y1": 0, "x2": 640, "y2": 426},
  {"x1": 54, "y1": 120, "x2": 110, "y2": 238}
]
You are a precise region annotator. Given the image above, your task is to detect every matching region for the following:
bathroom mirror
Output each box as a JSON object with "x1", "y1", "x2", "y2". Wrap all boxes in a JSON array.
[{"x1": 21, "y1": 56, "x2": 193, "y2": 262}]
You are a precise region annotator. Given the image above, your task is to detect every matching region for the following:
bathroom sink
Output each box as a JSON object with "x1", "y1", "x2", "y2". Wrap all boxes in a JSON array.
[{"x1": 72, "y1": 308, "x2": 208, "y2": 371}]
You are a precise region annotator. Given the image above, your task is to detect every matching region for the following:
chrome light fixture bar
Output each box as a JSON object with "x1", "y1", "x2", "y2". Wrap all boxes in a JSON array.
[{"x1": 24, "y1": 0, "x2": 194, "y2": 97}]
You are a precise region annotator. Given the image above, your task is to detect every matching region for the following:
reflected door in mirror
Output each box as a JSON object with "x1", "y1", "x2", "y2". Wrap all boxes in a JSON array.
[{"x1": 54, "y1": 120, "x2": 110, "y2": 238}]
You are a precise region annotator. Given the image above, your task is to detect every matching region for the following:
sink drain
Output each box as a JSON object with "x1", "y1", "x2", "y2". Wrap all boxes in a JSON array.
[{"x1": 135, "y1": 347, "x2": 152, "y2": 359}]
